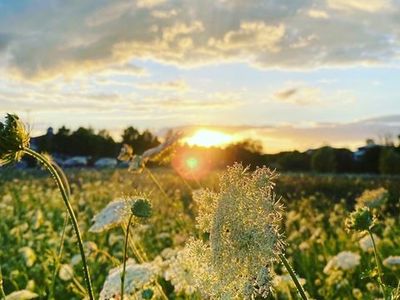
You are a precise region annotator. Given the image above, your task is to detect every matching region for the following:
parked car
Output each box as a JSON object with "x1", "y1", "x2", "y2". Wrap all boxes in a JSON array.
[
  {"x1": 94, "y1": 158, "x2": 118, "y2": 168},
  {"x1": 63, "y1": 156, "x2": 88, "y2": 167}
]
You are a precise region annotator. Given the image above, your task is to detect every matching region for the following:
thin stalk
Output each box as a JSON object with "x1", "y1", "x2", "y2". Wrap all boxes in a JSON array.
[
  {"x1": 144, "y1": 167, "x2": 169, "y2": 200},
  {"x1": 369, "y1": 230, "x2": 387, "y2": 299},
  {"x1": 279, "y1": 254, "x2": 309, "y2": 300},
  {"x1": 49, "y1": 211, "x2": 69, "y2": 299},
  {"x1": 121, "y1": 214, "x2": 134, "y2": 300},
  {"x1": 0, "y1": 267, "x2": 6, "y2": 300},
  {"x1": 23, "y1": 148, "x2": 94, "y2": 300},
  {"x1": 122, "y1": 224, "x2": 169, "y2": 300}
]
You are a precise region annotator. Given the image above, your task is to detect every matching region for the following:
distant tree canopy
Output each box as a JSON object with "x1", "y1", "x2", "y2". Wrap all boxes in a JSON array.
[
  {"x1": 311, "y1": 146, "x2": 336, "y2": 173},
  {"x1": 379, "y1": 148, "x2": 400, "y2": 174},
  {"x1": 34, "y1": 125, "x2": 159, "y2": 158},
  {"x1": 121, "y1": 127, "x2": 160, "y2": 154}
]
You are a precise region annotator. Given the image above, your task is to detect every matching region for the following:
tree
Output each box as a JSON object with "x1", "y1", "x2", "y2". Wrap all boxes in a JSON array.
[
  {"x1": 311, "y1": 146, "x2": 336, "y2": 173},
  {"x1": 121, "y1": 126, "x2": 159, "y2": 154},
  {"x1": 379, "y1": 148, "x2": 400, "y2": 174}
]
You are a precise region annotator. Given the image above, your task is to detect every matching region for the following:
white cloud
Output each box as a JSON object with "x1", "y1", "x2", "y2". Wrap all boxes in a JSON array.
[
  {"x1": 136, "y1": 79, "x2": 189, "y2": 92},
  {"x1": 327, "y1": 0, "x2": 392, "y2": 12},
  {"x1": 0, "y1": 0, "x2": 398, "y2": 80},
  {"x1": 307, "y1": 9, "x2": 330, "y2": 19}
]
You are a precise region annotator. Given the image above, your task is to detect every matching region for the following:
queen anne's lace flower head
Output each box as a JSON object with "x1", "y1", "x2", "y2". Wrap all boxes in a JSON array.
[
  {"x1": 323, "y1": 251, "x2": 361, "y2": 274},
  {"x1": 90, "y1": 196, "x2": 151, "y2": 233},
  {"x1": 186, "y1": 163, "x2": 284, "y2": 299},
  {"x1": 383, "y1": 256, "x2": 400, "y2": 270},
  {"x1": 99, "y1": 259, "x2": 160, "y2": 300},
  {"x1": 89, "y1": 198, "x2": 131, "y2": 233},
  {"x1": 164, "y1": 247, "x2": 198, "y2": 295},
  {"x1": 356, "y1": 188, "x2": 388, "y2": 209}
]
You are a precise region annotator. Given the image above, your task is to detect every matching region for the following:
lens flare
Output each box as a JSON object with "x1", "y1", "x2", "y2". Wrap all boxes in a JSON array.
[{"x1": 172, "y1": 149, "x2": 211, "y2": 180}]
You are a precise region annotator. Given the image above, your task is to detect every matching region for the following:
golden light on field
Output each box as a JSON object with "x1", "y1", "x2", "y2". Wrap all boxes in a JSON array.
[{"x1": 184, "y1": 129, "x2": 233, "y2": 147}]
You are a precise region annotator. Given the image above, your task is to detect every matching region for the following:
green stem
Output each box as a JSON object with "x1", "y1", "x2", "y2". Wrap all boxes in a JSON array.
[
  {"x1": 369, "y1": 230, "x2": 387, "y2": 299},
  {"x1": 144, "y1": 168, "x2": 169, "y2": 200},
  {"x1": 0, "y1": 267, "x2": 6, "y2": 300},
  {"x1": 49, "y1": 211, "x2": 69, "y2": 299},
  {"x1": 23, "y1": 148, "x2": 94, "y2": 300},
  {"x1": 279, "y1": 254, "x2": 309, "y2": 300},
  {"x1": 121, "y1": 214, "x2": 134, "y2": 300}
]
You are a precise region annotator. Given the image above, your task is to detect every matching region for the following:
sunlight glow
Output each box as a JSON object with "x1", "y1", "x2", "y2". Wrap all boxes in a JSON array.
[{"x1": 184, "y1": 129, "x2": 233, "y2": 147}]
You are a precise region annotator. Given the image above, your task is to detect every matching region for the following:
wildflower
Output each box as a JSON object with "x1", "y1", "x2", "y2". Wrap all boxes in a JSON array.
[
  {"x1": 356, "y1": 188, "x2": 388, "y2": 209},
  {"x1": 18, "y1": 247, "x2": 36, "y2": 267},
  {"x1": 352, "y1": 288, "x2": 363, "y2": 299},
  {"x1": 118, "y1": 132, "x2": 181, "y2": 171},
  {"x1": 345, "y1": 207, "x2": 374, "y2": 232},
  {"x1": 0, "y1": 114, "x2": 30, "y2": 166},
  {"x1": 192, "y1": 189, "x2": 218, "y2": 232},
  {"x1": 89, "y1": 198, "x2": 132, "y2": 233},
  {"x1": 58, "y1": 264, "x2": 74, "y2": 281},
  {"x1": 359, "y1": 233, "x2": 380, "y2": 252},
  {"x1": 324, "y1": 251, "x2": 360, "y2": 273},
  {"x1": 4, "y1": 290, "x2": 38, "y2": 300},
  {"x1": 382, "y1": 256, "x2": 400, "y2": 270},
  {"x1": 164, "y1": 247, "x2": 198, "y2": 295},
  {"x1": 99, "y1": 259, "x2": 160, "y2": 300},
  {"x1": 185, "y1": 164, "x2": 284, "y2": 299}
]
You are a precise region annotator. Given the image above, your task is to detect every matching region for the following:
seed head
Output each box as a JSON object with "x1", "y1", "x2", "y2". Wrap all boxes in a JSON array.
[
  {"x1": 0, "y1": 114, "x2": 30, "y2": 166},
  {"x1": 131, "y1": 198, "x2": 152, "y2": 218}
]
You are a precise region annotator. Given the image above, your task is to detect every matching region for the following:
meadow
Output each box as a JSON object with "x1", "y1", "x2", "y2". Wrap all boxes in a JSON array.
[{"x1": 0, "y1": 166, "x2": 399, "y2": 299}]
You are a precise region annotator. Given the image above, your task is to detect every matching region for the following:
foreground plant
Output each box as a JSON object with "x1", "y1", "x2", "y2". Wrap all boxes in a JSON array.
[
  {"x1": 185, "y1": 163, "x2": 308, "y2": 299},
  {"x1": 121, "y1": 198, "x2": 152, "y2": 300},
  {"x1": 346, "y1": 206, "x2": 388, "y2": 299},
  {"x1": 0, "y1": 114, "x2": 94, "y2": 300}
]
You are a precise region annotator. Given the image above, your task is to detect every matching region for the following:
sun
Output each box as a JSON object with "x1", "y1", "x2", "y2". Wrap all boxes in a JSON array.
[{"x1": 184, "y1": 129, "x2": 233, "y2": 147}]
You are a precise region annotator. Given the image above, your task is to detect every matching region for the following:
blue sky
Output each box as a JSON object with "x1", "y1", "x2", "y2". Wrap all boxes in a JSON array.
[{"x1": 0, "y1": 0, "x2": 399, "y2": 152}]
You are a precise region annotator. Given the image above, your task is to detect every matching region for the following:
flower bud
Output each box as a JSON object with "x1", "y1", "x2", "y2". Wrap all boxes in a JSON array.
[
  {"x1": 0, "y1": 114, "x2": 30, "y2": 166},
  {"x1": 131, "y1": 198, "x2": 152, "y2": 218},
  {"x1": 345, "y1": 207, "x2": 373, "y2": 232}
]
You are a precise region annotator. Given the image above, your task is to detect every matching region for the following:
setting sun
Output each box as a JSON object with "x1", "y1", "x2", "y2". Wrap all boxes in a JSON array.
[{"x1": 184, "y1": 129, "x2": 233, "y2": 147}]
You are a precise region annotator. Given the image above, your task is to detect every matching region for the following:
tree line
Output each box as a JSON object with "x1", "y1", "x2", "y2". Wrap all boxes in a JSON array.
[{"x1": 32, "y1": 126, "x2": 400, "y2": 174}]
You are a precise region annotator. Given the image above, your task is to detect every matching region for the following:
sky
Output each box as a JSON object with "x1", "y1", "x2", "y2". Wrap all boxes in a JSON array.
[{"x1": 0, "y1": 0, "x2": 399, "y2": 153}]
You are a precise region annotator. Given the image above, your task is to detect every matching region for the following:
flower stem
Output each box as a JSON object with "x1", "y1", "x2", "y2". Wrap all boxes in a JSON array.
[
  {"x1": 0, "y1": 267, "x2": 6, "y2": 300},
  {"x1": 121, "y1": 214, "x2": 134, "y2": 300},
  {"x1": 49, "y1": 211, "x2": 69, "y2": 299},
  {"x1": 368, "y1": 230, "x2": 387, "y2": 299},
  {"x1": 23, "y1": 148, "x2": 94, "y2": 300},
  {"x1": 279, "y1": 253, "x2": 309, "y2": 300}
]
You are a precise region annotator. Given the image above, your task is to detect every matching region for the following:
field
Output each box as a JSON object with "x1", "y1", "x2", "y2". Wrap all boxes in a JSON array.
[{"x1": 0, "y1": 167, "x2": 399, "y2": 300}]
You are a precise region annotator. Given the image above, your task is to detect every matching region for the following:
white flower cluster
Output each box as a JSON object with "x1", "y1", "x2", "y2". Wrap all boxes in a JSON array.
[
  {"x1": 163, "y1": 247, "x2": 198, "y2": 295},
  {"x1": 383, "y1": 256, "x2": 400, "y2": 270},
  {"x1": 359, "y1": 233, "x2": 380, "y2": 252},
  {"x1": 100, "y1": 259, "x2": 160, "y2": 300},
  {"x1": 356, "y1": 187, "x2": 388, "y2": 209},
  {"x1": 185, "y1": 164, "x2": 284, "y2": 299},
  {"x1": 324, "y1": 251, "x2": 360, "y2": 274},
  {"x1": 89, "y1": 198, "x2": 131, "y2": 233}
]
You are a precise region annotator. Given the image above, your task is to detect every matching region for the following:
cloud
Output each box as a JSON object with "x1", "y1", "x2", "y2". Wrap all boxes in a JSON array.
[
  {"x1": 327, "y1": 0, "x2": 392, "y2": 12},
  {"x1": 274, "y1": 86, "x2": 322, "y2": 105},
  {"x1": 136, "y1": 79, "x2": 189, "y2": 92},
  {"x1": 307, "y1": 9, "x2": 330, "y2": 19},
  {"x1": 272, "y1": 85, "x2": 355, "y2": 106},
  {"x1": 0, "y1": 0, "x2": 399, "y2": 80}
]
